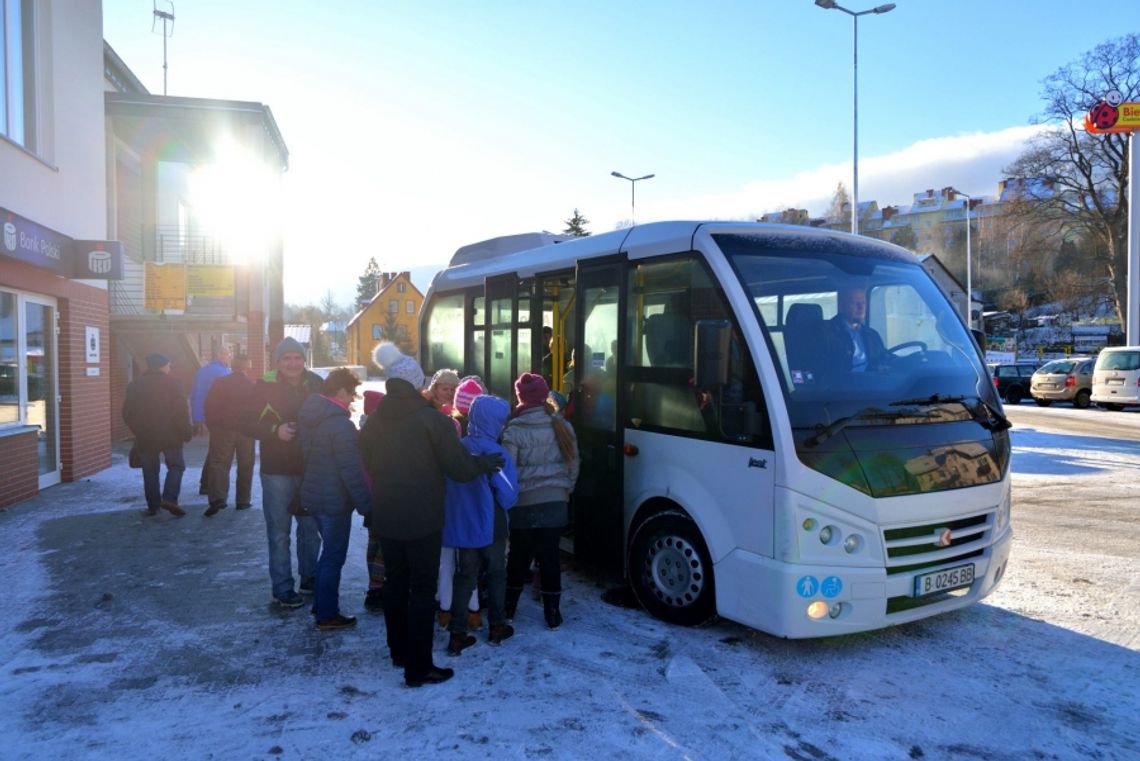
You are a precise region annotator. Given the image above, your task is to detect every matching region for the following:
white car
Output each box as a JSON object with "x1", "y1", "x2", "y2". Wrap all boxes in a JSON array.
[{"x1": 1091, "y1": 346, "x2": 1140, "y2": 410}]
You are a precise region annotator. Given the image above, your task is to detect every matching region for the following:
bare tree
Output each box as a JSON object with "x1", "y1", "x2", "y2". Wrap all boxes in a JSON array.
[
  {"x1": 827, "y1": 182, "x2": 852, "y2": 230},
  {"x1": 998, "y1": 287, "x2": 1031, "y2": 332},
  {"x1": 1003, "y1": 33, "x2": 1139, "y2": 326}
]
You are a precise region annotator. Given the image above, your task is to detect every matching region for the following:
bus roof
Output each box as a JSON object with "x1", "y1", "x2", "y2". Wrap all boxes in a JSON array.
[{"x1": 427, "y1": 220, "x2": 911, "y2": 293}]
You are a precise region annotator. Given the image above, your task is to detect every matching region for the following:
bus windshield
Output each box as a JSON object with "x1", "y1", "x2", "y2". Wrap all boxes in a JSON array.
[{"x1": 716, "y1": 233, "x2": 999, "y2": 434}]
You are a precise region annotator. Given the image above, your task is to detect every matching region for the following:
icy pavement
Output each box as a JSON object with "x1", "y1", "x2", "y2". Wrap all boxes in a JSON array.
[{"x1": 1, "y1": 431, "x2": 1138, "y2": 760}]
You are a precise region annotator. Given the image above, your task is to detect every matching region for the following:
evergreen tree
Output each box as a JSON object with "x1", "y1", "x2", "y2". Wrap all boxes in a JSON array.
[
  {"x1": 355, "y1": 257, "x2": 381, "y2": 311},
  {"x1": 562, "y1": 209, "x2": 591, "y2": 237}
]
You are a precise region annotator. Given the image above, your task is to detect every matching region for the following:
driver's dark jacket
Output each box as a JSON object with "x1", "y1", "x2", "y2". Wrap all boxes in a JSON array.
[{"x1": 822, "y1": 316, "x2": 888, "y2": 372}]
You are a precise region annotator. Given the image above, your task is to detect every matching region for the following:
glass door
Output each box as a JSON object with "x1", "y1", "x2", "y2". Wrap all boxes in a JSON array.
[
  {"x1": 571, "y1": 260, "x2": 624, "y2": 569},
  {"x1": 25, "y1": 298, "x2": 59, "y2": 488}
]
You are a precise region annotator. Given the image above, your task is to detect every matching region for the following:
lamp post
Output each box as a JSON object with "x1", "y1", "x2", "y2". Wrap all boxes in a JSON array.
[
  {"x1": 815, "y1": 0, "x2": 896, "y2": 235},
  {"x1": 950, "y1": 187, "x2": 974, "y2": 328},
  {"x1": 611, "y1": 171, "x2": 655, "y2": 225}
]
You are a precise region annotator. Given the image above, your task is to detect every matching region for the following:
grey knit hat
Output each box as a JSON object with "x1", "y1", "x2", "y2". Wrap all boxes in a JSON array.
[{"x1": 275, "y1": 336, "x2": 306, "y2": 363}]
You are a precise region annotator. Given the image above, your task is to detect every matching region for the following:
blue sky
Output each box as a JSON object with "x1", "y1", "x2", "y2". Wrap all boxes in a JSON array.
[{"x1": 102, "y1": 1, "x2": 1135, "y2": 306}]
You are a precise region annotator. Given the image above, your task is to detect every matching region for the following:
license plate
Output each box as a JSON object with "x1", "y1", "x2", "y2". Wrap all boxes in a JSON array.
[
  {"x1": 913, "y1": 563, "x2": 975, "y2": 597},
  {"x1": 1108, "y1": 378, "x2": 1124, "y2": 385}
]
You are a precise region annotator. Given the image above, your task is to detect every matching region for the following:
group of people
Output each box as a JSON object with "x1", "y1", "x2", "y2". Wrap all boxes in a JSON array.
[{"x1": 121, "y1": 336, "x2": 580, "y2": 689}]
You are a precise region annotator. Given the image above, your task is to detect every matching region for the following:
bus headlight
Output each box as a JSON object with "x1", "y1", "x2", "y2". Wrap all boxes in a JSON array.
[
  {"x1": 807, "y1": 601, "x2": 829, "y2": 619},
  {"x1": 843, "y1": 534, "x2": 864, "y2": 554},
  {"x1": 996, "y1": 491, "x2": 1011, "y2": 531},
  {"x1": 818, "y1": 525, "x2": 834, "y2": 545}
]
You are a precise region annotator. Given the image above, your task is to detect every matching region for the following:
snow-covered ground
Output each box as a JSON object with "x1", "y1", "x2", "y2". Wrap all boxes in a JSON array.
[{"x1": 1, "y1": 422, "x2": 1137, "y2": 760}]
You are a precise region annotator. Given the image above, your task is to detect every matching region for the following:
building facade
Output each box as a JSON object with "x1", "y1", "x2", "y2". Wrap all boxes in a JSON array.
[
  {"x1": 345, "y1": 271, "x2": 423, "y2": 371},
  {"x1": 1, "y1": 1, "x2": 122, "y2": 507},
  {"x1": 103, "y1": 48, "x2": 289, "y2": 440}
]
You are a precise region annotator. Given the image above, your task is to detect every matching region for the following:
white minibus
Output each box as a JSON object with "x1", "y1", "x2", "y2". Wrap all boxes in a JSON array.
[
  {"x1": 419, "y1": 221, "x2": 1013, "y2": 638},
  {"x1": 1091, "y1": 345, "x2": 1140, "y2": 410}
]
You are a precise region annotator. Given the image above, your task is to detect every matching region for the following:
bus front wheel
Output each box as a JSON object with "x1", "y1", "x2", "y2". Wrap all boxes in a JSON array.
[{"x1": 629, "y1": 514, "x2": 716, "y2": 627}]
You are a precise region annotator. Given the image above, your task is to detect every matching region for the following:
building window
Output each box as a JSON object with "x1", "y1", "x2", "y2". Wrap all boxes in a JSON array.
[
  {"x1": 406, "y1": 300, "x2": 415, "y2": 314},
  {"x1": 1, "y1": 0, "x2": 35, "y2": 149},
  {"x1": 396, "y1": 324, "x2": 408, "y2": 340},
  {"x1": 388, "y1": 300, "x2": 399, "y2": 314},
  {"x1": 371, "y1": 324, "x2": 382, "y2": 340},
  {"x1": 397, "y1": 282, "x2": 406, "y2": 293}
]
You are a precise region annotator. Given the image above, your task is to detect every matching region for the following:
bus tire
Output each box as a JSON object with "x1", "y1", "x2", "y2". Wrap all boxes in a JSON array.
[{"x1": 629, "y1": 513, "x2": 716, "y2": 627}]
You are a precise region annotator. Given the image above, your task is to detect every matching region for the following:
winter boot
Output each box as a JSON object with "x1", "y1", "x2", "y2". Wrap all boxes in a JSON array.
[
  {"x1": 504, "y1": 586, "x2": 524, "y2": 622},
  {"x1": 488, "y1": 623, "x2": 515, "y2": 645},
  {"x1": 446, "y1": 631, "x2": 476, "y2": 656},
  {"x1": 542, "y1": 592, "x2": 563, "y2": 630}
]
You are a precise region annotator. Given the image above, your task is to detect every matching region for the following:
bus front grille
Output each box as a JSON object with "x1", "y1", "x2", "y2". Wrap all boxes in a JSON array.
[{"x1": 882, "y1": 512, "x2": 992, "y2": 575}]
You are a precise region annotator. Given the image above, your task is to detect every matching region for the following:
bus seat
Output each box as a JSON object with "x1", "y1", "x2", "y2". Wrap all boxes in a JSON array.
[
  {"x1": 645, "y1": 310, "x2": 692, "y2": 367},
  {"x1": 785, "y1": 303, "x2": 824, "y2": 376}
]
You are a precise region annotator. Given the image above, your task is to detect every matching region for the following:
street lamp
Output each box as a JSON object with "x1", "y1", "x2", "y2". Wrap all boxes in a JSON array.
[
  {"x1": 611, "y1": 171, "x2": 655, "y2": 225},
  {"x1": 950, "y1": 187, "x2": 974, "y2": 328},
  {"x1": 815, "y1": 0, "x2": 896, "y2": 235}
]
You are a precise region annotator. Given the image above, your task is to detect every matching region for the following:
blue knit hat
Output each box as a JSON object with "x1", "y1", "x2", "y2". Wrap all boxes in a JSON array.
[{"x1": 145, "y1": 352, "x2": 170, "y2": 370}]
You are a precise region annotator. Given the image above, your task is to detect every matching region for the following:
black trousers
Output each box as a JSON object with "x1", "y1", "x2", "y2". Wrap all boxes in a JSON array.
[
  {"x1": 380, "y1": 532, "x2": 442, "y2": 681},
  {"x1": 506, "y1": 525, "x2": 562, "y2": 594}
]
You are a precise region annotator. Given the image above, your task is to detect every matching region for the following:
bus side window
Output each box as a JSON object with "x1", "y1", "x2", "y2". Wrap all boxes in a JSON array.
[{"x1": 626, "y1": 256, "x2": 769, "y2": 445}]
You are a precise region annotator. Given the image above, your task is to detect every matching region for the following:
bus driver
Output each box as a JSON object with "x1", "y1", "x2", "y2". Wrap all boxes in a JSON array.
[{"x1": 825, "y1": 283, "x2": 887, "y2": 373}]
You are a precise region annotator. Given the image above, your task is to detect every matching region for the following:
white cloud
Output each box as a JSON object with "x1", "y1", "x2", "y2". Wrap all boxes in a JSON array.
[{"x1": 649, "y1": 124, "x2": 1048, "y2": 223}]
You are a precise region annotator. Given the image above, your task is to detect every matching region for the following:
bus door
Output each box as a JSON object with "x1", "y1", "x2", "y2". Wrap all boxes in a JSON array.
[
  {"x1": 571, "y1": 260, "x2": 624, "y2": 569},
  {"x1": 485, "y1": 275, "x2": 517, "y2": 398}
]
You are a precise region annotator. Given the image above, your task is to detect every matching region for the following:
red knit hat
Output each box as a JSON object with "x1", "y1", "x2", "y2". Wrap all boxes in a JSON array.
[
  {"x1": 514, "y1": 372, "x2": 550, "y2": 408},
  {"x1": 362, "y1": 390, "x2": 384, "y2": 416}
]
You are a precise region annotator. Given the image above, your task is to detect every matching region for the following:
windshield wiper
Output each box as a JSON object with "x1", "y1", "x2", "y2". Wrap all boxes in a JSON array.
[
  {"x1": 889, "y1": 393, "x2": 967, "y2": 407},
  {"x1": 804, "y1": 408, "x2": 916, "y2": 448},
  {"x1": 889, "y1": 394, "x2": 1011, "y2": 432}
]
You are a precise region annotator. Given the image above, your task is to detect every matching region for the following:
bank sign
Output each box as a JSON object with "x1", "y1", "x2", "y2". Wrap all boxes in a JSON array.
[{"x1": 1, "y1": 206, "x2": 123, "y2": 280}]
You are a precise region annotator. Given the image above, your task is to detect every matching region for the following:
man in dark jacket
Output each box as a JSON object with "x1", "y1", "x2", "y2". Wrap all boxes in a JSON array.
[
  {"x1": 203, "y1": 354, "x2": 255, "y2": 516},
  {"x1": 298, "y1": 368, "x2": 372, "y2": 630},
  {"x1": 240, "y1": 337, "x2": 323, "y2": 609},
  {"x1": 122, "y1": 352, "x2": 192, "y2": 517},
  {"x1": 360, "y1": 343, "x2": 503, "y2": 688},
  {"x1": 823, "y1": 283, "x2": 888, "y2": 373}
]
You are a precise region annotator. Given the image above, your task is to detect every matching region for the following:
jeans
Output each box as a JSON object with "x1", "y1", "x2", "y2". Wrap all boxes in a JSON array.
[
  {"x1": 450, "y1": 508, "x2": 508, "y2": 631},
  {"x1": 206, "y1": 429, "x2": 254, "y2": 507},
  {"x1": 260, "y1": 473, "x2": 320, "y2": 599},
  {"x1": 507, "y1": 524, "x2": 562, "y2": 595},
  {"x1": 139, "y1": 446, "x2": 185, "y2": 509},
  {"x1": 314, "y1": 512, "x2": 352, "y2": 621},
  {"x1": 366, "y1": 527, "x2": 385, "y2": 591},
  {"x1": 381, "y1": 532, "x2": 442, "y2": 681}
]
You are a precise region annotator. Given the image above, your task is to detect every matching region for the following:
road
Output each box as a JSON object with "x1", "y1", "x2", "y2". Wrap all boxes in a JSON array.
[{"x1": 1004, "y1": 399, "x2": 1140, "y2": 440}]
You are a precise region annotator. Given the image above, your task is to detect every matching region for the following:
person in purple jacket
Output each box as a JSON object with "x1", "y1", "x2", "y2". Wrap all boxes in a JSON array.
[{"x1": 443, "y1": 394, "x2": 519, "y2": 656}]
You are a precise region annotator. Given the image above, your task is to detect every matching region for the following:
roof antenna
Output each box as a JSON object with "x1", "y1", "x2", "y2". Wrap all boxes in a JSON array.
[{"x1": 151, "y1": 0, "x2": 175, "y2": 95}]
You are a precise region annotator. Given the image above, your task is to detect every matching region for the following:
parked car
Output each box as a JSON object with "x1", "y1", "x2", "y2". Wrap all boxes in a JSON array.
[
  {"x1": 1091, "y1": 346, "x2": 1140, "y2": 411},
  {"x1": 989, "y1": 362, "x2": 1039, "y2": 405},
  {"x1": 1030, "y1": 357, "x2": 1094, "y2": 408}
]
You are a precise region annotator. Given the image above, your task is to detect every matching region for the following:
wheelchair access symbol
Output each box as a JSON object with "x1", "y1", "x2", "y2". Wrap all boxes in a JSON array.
[
  {"x1": 796, "y1": 575, "x2": 819, "y2": 598},
  {"x1": 821, "y1": 576, "x2": 843, "y2": 598}
]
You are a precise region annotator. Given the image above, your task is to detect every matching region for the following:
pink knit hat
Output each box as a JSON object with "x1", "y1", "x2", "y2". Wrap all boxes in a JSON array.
[
  {"x1": 453, "y1": 377, "x2": 485, "y2": 416},
  {"x1": 514, "y1": 372, "x2": 550, "y2": 408}
]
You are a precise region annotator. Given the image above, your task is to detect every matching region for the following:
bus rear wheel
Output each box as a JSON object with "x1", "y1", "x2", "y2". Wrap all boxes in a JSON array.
[{"x1": 629, "y1": 514, "x2": 716, "y2": 627}]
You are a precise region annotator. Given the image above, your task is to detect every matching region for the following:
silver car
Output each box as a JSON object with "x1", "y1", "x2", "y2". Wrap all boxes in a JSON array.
[{"x1": 1030, "y1": 357, "x2": 1094, "y2": 408}]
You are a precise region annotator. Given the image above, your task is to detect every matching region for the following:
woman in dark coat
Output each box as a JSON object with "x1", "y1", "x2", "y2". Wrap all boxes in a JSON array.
[
  {"x1": 359, "y1": 343, "x2": 502, "y2": 688},
  {"x1": 298, "y1": 368, "x2": 371, "y2": 630}
]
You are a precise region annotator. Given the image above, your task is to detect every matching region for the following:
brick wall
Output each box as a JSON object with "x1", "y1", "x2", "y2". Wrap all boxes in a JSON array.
[
  {"x1": 58, "y1": 294, "x2": 112, "y2": 480},
  {"x1": 2, "y1": 259, "x2": 113, "y2": 499},
  {"x1": 0, "y1": 430, "x2": 39, "y2": 508}
]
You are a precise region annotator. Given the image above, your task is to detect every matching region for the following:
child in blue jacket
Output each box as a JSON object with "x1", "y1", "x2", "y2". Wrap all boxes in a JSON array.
[{"x1": 442, "y1": 394, "x2": 519, "y2": 654}]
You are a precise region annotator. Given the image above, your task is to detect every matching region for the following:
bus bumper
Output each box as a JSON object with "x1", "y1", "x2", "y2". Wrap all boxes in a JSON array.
[{"x1": 714, "y1": 527, "x2": 1013, "y2": 639}]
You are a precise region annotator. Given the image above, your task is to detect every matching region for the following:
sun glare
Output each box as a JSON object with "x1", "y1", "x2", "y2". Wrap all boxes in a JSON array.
[{"x1": 188, "y1": 136, "x2": 281, "y2": 265}]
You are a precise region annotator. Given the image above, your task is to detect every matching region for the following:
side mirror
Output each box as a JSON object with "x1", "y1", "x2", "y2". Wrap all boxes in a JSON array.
[
  {"x1": 694, "y1": 320, "x2": 731, "y2": 388},
  {"x1": 970, "y1": 328, "x2": 987, "y2": 353}
]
